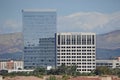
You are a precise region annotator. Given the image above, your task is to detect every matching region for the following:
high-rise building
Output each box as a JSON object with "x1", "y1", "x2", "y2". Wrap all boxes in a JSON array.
[
  {"x1": 56, "y1": 32, "x2": 96, "y2": 73},
  {"x1": 22, "y1": 9, "x2": 56, "y2": 69}
]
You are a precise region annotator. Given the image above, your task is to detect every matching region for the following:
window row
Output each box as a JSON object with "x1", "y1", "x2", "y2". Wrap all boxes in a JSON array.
[
  {"x1": 57, "y1": 35, "x2": 95, "y2": 45},
  {"x1": 57, "y1": 50, "x2": 95, "y2": 52},
  {"x1": 57, "y1": 56, "x2": 95, "y2": 58},
  {"x1": 57, "y1": 46, "x2": 95, "y2": 48},
  {"x1": 57, "y1": 59, "x2": 96, "y2": 61},
  {"x1": 57, "y1": 53, "x2": 95, "y2": 55}
]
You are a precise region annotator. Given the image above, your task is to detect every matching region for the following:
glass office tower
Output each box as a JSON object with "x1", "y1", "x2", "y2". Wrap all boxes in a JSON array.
[{"x1": 22, "y1": 9, "x2": 56, "y2": 69}]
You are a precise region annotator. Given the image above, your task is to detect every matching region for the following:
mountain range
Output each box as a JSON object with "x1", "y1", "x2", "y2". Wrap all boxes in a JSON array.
[
  {"x1": 0, "y1": 30, "x2": 120, "y2": 60},
  {"x1": 96, "y1": 30, "x2": 120, "y2": 59},
  {"x1": 97, "y1": 30, "x2": 120, "y2": 49},
  {"x1": 0, "y1": 32, "x2": 23, "y2": 54}
]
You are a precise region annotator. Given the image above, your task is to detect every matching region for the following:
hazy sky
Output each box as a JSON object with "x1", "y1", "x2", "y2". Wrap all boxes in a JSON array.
[{"x1": 0, "y1": 0, "x2": 120, "y2": 34}]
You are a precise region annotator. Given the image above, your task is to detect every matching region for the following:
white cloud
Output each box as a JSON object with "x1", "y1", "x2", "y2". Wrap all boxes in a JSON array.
[
  {"x1": 1, "y1": 12, "x2": 120, "y2": 34},
  {"x1": 58, "y1": 12, "x2": 120, "y2": 34}
]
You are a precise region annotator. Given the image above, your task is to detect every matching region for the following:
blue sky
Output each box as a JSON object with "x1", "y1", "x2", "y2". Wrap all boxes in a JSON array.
[{"x1": 0, "y1": 0, "x2": 120, "y2": 34}]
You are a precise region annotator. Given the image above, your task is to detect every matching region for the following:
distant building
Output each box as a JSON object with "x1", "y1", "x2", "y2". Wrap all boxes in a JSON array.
[
  {"x1": 117, "y1": 57, "x2": 120, "y2": 61},
  {"x1": 0, "y1": 60, "x2": 23, "y2": 70},
  {"x1": 96, "y1": 57, "x2": 120, "y2": 68},
  {"x1": 7, "y1": 69, "x2": 34, "y2": 73},
  {"x1": 0, "y1": 76, "x2": 2, "y2": 80},
  {"x1": 22, "y1": 9, "x2": 56, "y2": 69},
  {"x1": 56, "y1": 32, "x2": 96, "y2": 73}
]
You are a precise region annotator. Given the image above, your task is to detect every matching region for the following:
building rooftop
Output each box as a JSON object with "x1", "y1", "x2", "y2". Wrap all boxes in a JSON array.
[
  {"x1": 0, "y1": 59, "x2": 23, "y2": 62},
  {"x1": 22, "y1": 9, "x2": 56, "y2": 12},
  {"x1": 56, "y1": 32, "x2": 96, "y2": 35}
]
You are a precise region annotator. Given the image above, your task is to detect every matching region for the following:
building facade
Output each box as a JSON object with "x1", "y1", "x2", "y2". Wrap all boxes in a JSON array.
[
  {"x1": 22, "y1": 9, "x2": 56, "y2": 69},
  {"x1": 96, "y1": 57, "x2": 120, "y2": 68},
  {"x1": 56, "y1": 32, "x2": 96, "y2": 73},
  {"x1": 0, "y1": 60, "x2": 23, "y2": 70}
]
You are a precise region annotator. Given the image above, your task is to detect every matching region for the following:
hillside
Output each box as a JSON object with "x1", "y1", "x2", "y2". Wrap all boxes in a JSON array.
[
  {"x1": 0, "y1": 32, "x2": 23, "y2": 54},
  {"x1": 97, "y1": 30, "x2": 120, "y2": 49},
  {"x1": 96, "y1": 30, "x2": 120, "y2": 59},
  {"x1": 0, "y1": 30, "x2": 120, "y2": 59}
]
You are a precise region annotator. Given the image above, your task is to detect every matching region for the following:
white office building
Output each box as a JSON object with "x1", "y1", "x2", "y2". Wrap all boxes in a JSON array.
[{"x1": 56, "y1": 32, "x2": 96, "y2": 73}]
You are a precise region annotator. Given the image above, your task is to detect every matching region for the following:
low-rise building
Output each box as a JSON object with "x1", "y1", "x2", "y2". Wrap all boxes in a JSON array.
[
  {"x1": 96, "y1": 57, "x2": 120, "y2": 68},
  {"x1": 0, "y1": 60, "x2": 23, "y2": 70},
  {"x1": 8, "y1": 69, "x2": 34, "y2": 73}
]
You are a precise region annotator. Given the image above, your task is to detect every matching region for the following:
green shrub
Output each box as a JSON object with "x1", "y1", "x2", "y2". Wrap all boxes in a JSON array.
[{"x1": 46, "y1": 75, "x2": 57, "y2": 80}]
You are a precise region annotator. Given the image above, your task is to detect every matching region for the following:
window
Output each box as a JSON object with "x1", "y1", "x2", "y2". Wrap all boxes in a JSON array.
[
  {"x1": 92, "y1": 35, "x2": 95, "y2": 45},
  {"x1": 72, "y1": 35, "x2": 76, "y2": 45},
  {"x1": 82, "y1": 35, "x2": 86, "y2": 45},
  {"x1": 82, "y1": 69, "x2": 86, "y2": 71},
  {"x1": 87, "y1": 53, "x2": 91, "y2": 55},
  {"x1": 61, "y1": 35, "x2": 65, "y2": 45},
  {"x1": 66, "y1": 35, "x2": 71, "y2": 45},
  {"x1": 77, "y1": 56, "x2": 81, "y2": 58},
  {"x1": 87, "y1": 56, "x2": 91, "y2": 58},
  {"x1": 82, "y1": 66, "x2": 86, "y2": 68},
  {"x1": 58, "y1": 35, "x2": 60, "y2": 45},
  {"x1": 82, "y1": 59, "x2": 86, "y2": 61},
  {"x1": 77, "y1": 53, "x2": 81, "y2": 55},
  {"x1": 82, "y1": 53, "x2": 86, "y2": 55},
  {"x1": 87, "y1": 35, "x2": 91, "y2": 45},
  {"x1": 82, "y1": 56, "x2": 86, "y2": 58},
  {"x1": 77, "y1": 59, "x2": 81, "y2": 61},
  {"x1": 77, "y1": 35, "x2": 81, "y2": 45},
  {"x1": 87, "y1": 66, "x2": 91, "y2": 68}
]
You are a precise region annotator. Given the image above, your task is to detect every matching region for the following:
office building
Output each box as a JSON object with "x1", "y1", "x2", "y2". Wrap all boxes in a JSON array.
[
  {"x1": 56, "y1": 32, "x2": 96, "y2": 73},
  {"x1": 22, "y1": 9, "x2": 56, "y2": 69}
]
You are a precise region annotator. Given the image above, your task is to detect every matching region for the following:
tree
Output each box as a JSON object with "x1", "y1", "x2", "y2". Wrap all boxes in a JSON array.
[
  {"x1": 47, "y1": 68, "x2": 59, "y2": 75},
  {"x1": 68, "y1": 65, "x2": 77, "y2": 76},
  {"x1": 57, "y1": 64, "x2": 68, "y2": 75},
  {"x1": 33, "y1": 67, "x2": 46, "y2": 76},
  {"x1": 112, "y1": 68, "x2": 120, "y2": 77},
  {"x1": 95, "y1": 66, "x2": 112, "y2": 75}
]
